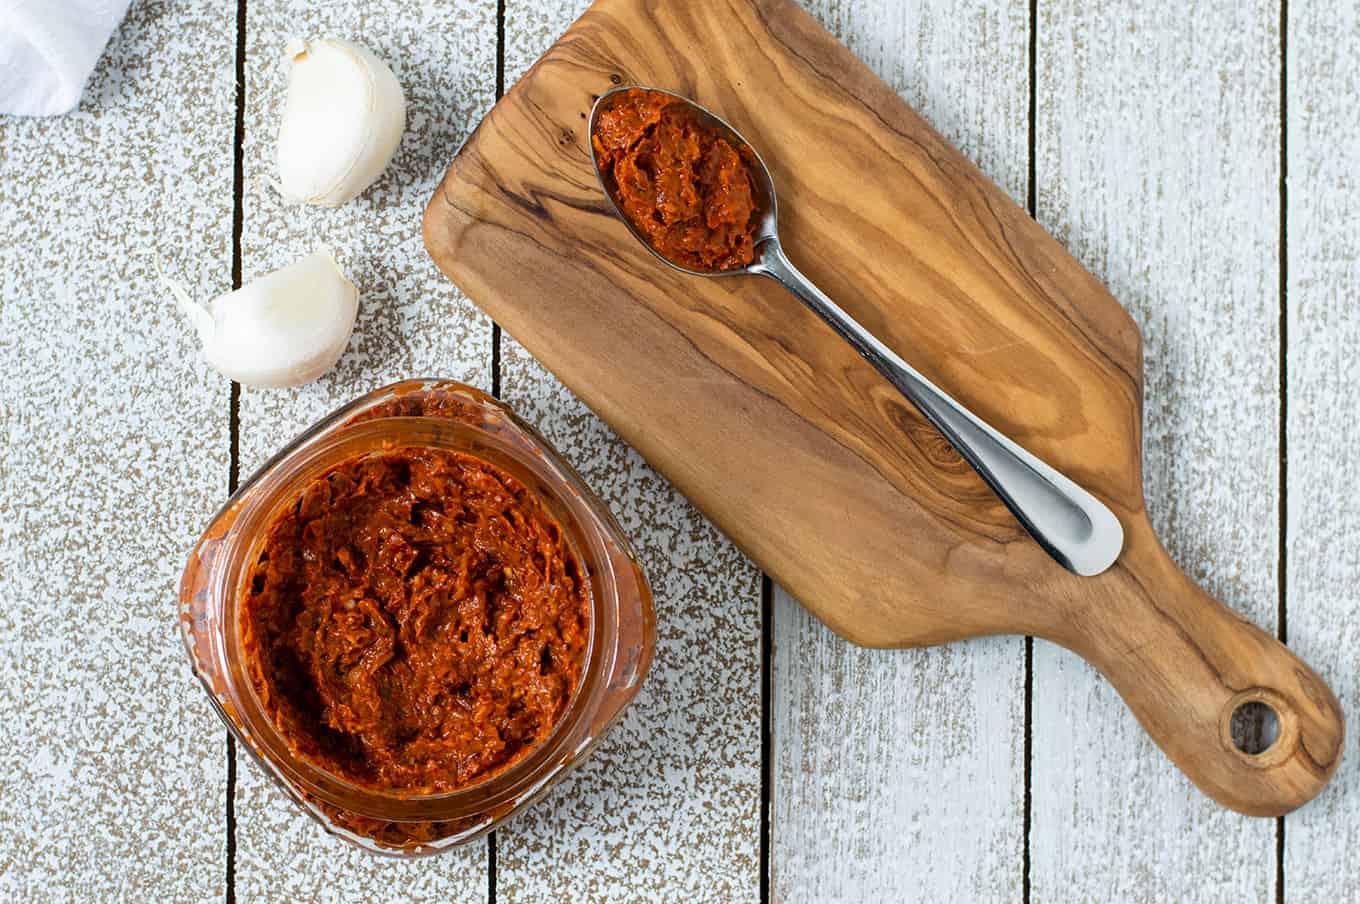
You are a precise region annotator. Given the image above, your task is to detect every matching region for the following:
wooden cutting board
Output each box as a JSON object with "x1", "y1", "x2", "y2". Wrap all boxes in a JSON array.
[{"x1": 424, "y1": 0, "x2": 1343, "y2": 816}]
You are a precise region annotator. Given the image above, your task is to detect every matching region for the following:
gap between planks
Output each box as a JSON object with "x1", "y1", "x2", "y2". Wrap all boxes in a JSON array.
[
  {"x1": 1275, "y1": 0, "x2": 1289, "y2": 900},
  {"x1": 1023, "y1": 1, "x2": 1038, "y2": 900},
  {"x1": 225, "y1": 1, "x2": 248, "y2": 902},
  {"x1": 760, "y1": 575, "x2": 774, "y2": 903},
  {"x1": 489, "y1": 1, "x2": 507, "y2": 901}
]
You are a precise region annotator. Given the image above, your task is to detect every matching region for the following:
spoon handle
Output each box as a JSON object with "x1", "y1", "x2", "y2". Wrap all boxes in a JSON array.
[{"x1": 753, "y1": 239, "x2": 1123, "y2": 576}]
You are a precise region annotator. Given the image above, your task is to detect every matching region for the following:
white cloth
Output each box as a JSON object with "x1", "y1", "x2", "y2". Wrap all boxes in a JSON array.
[{"x1": 0, "y1": 0, "x2": 133, "y2": 116}]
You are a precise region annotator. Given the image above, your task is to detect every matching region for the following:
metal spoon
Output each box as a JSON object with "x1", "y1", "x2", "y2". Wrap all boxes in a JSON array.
[{"x1": 589, "y1": 86, "x2": 1124, "y2": 577}]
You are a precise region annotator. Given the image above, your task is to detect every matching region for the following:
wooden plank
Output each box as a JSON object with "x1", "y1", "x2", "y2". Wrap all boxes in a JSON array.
[
  {"x1": 231, "y1": 1, "x2": 496, "y2": 896},
  {"x1": 0, "y1": 3, "x2": 234, "y2": 898},
  {"x1": 1282, "y1": 1, "x2": 1360, "y2": 896},
  {"x1": 1031, "y1": 0, "x2": 1281, "y2": 899},
  {"x1": 770, "y1": 0, "x2": 1028, "y2": 900},
  {"x1": 493, "y1": 3, "x2": 764, "y2": 900}
]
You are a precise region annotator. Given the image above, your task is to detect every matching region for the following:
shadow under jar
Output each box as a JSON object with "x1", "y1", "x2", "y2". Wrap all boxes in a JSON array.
[{"x1": 179, "y1": 380, "x2": 655, "y2": 856}]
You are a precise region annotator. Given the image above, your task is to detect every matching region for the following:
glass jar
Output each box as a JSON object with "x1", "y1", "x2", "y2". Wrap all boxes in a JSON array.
[{"x1": 179, "y1": 380, "x2": 655, "y2": 856}]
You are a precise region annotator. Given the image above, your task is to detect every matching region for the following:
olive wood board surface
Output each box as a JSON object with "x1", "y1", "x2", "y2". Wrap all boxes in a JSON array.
[{"x1": 423, "y1": 0, "x2": 1344, "y2": 816}]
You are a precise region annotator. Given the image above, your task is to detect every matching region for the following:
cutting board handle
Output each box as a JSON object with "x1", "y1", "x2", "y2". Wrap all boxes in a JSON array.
[{"x1": 1048, "y1": 514, "x2": 1344, "y2": 816}]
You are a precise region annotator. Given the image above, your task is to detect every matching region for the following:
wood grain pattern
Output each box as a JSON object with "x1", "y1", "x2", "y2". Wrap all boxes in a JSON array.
[
  {"x1": 425, "y1": 0, "x2": 1340, "y2": 819},
  {"x1": 1283, "y1": 1, "x2": 1360, "y2": 898},
  {"x1": 770, "y1": 1, "x2": 1028, "y2": 900},
  {"x1": 494, "y1": 2, "x2": 764, "y2": 900},
  {"x1": 1030, "y1": 1, "x2": 1285, "y2": 898},
  {"x1": 0, "y1": 3, "x2": 234, "y2": 899},
  {"x1": 232, "y1": 2, "x2": 495, "y2": 896}
]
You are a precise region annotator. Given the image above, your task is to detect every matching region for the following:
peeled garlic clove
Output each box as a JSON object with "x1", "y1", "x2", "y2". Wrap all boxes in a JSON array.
[
  {"x1": 166, "y1": 249, "x2": 359, "y2": 388},
  {"x1": 276, "y1": 38, "x2": 406, "y2": 207}
]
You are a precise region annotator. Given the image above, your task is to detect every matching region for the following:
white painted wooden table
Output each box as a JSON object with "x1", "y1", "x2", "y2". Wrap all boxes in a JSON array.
[{"x1": 2, "y1": 1, "x2": 1356, "y2": 901}]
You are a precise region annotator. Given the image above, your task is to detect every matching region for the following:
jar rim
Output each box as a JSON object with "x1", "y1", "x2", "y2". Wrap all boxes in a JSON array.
[{"x1": 206, "y1": 385, "x2": 627, "y2": 824}]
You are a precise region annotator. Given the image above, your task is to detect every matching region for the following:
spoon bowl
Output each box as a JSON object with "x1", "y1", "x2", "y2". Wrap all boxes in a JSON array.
[{"x1": 589, "y1": 85, "x2": 780, "y2": 277}]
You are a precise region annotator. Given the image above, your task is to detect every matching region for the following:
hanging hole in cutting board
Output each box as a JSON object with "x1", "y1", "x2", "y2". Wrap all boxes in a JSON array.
[{"x1": 1229, "y1": 700, "x2": 1281, "y2": 756}]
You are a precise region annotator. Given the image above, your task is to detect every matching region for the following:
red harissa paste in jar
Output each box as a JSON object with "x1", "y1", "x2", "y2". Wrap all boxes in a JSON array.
[
  {"x1": 240, "y1": 444, "x2": 590, "y2": 795},
  {"x1": 592, "y1": 88, "x2": 763, "y2": 272}
]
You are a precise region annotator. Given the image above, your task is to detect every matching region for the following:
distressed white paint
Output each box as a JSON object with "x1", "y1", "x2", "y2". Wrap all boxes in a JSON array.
[
  {"x1": 1282, "y1": 1, "x2": 1360, "y2": 897},
  {"x1": 770, "y1": 1, "x2": 1029, "y2": 902},
  {"x1": 495, "y1": 364, "x2": 763, "y2": 901},
  {"x1": 0, "y1": 3, "x2": 233, "y2": 900},
  {"x1": 494, "y1": 2, "x2": 763, "y2": 901},
  {"x1": 1031, "y1": 2, "x2": 1281, "y2": 901},
  {"x1": 231, "y1": 1, "x2": 495, "y2": 898}
]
